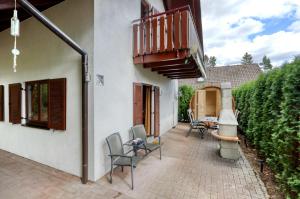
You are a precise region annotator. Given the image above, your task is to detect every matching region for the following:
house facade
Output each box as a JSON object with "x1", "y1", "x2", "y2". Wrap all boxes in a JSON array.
[{"x1": 0, "y1": 0, "x2": 205, "y2": 182}]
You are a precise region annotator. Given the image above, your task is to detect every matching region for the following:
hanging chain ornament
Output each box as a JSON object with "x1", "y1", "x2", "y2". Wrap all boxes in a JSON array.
[{"x1": 10, "y1": 0, "x2": 20, "y2": 73}]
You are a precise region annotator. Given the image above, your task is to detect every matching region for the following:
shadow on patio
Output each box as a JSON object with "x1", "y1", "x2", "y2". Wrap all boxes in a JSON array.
[{"x1": 0, "y1": 124, "x2": 267, "y2": 199}]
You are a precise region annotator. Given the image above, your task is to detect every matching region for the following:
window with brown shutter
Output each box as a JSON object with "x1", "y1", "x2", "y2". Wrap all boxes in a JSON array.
[
  {"x1": 0, "y1": 85, "x2": 4, "y2": 121},
  {"x1": 154, "y1": 86, "x2": 160, "y2": 137},
  {"x1": 133, "y1": 83, "x2": 143, "y2": 125},
  {"x1": 26, "y1": 80, "x2": 49, "y2": 128},
  {"x1": 49, "y1": 78, "x2": 66, "y2": 130},
  {"x1": 25, "y1": 78, "x2": 66, "y2": 130},
  {"x1": 9, "y1": 83, "x2": 22, "y2": 124}
]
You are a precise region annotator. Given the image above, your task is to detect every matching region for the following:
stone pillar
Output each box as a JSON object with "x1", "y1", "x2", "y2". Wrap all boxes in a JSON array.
[{"x1": 218, "y1": 82, "x2": 240, "y2": 160}]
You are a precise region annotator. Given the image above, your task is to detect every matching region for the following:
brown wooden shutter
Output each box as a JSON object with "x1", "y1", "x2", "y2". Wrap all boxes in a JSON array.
[
  {"x1": 9, "y1": 83, "x2": 21, "y2": 124},
  {"x1": 0, "y1": 85, "x2": 4, "y2": 121},
  {"x1": 133, "y1": 83, "x2": 143, "y2": 125},
  {"x1": 49, "y1": 78, "x2": 66, "y2": 130},
  {"x1": 154, "y1": 86, "x2": 160, "y2": 137}
]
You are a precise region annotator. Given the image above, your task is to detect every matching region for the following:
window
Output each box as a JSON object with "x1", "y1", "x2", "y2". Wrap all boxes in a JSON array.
[
  {"x1": 26, "y1": 80, "x2": 49, "y2": 128},
  {"x1": 22, "y1": 78, "x2": 66, "y2": 130}
]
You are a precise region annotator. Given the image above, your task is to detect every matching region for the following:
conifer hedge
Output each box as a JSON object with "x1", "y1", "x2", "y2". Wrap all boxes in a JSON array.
[{"x1": 233, "y1": 59, "x2": 300, "y2": 198}]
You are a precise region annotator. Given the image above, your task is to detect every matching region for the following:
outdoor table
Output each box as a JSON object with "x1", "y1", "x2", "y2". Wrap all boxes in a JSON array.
[
  {"x1": 199, "y1": 116, "x2": 218, "y2": 123},
  {"x1": 198, "y1": 116, "x2": 219, "y2": 129},
  {"x1": 124, "y1": 139, "x2": 145, "y2": 156}
]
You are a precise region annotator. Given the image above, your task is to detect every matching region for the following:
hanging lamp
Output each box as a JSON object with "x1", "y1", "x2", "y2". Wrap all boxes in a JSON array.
[{"x1": 10, "y1": 0, "x2": 20, "y2": 73}]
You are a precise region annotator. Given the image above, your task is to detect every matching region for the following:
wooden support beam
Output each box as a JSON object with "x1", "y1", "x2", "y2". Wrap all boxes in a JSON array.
[
  {"x1": 158, "y1": 68, "x2": 197, "y2": 75},
  {"x1": 144, "y1": 58, "x2": 188, "y2": 68},
  {"x1": 151, "y1": 64, "x2": 194, "y2": 71}
]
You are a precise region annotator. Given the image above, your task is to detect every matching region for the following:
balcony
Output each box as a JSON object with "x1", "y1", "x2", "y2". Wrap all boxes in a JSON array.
[{"x1": 132, "y1": 6, "x2": 206, "y2": 79}]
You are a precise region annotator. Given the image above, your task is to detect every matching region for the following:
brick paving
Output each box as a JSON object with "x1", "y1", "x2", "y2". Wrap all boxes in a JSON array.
[{"x1": 0, "y1": 124, "x2": 268, "y2": 199}]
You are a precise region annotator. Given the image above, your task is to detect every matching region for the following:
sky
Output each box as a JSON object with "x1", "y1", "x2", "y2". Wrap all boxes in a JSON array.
[{"x1": 201, "y1": 0, "x2": 300, "y2": 66}]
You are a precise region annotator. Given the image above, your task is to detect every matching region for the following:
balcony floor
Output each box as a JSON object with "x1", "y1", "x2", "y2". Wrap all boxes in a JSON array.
[{"x1": 0, "y1": 124, "x2": 267, "y2": 199}]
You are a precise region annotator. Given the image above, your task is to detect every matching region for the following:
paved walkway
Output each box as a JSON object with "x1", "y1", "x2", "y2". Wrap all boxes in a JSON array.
[{"x1": 0, "y1": 124, "x2": 268, "y2": 199}]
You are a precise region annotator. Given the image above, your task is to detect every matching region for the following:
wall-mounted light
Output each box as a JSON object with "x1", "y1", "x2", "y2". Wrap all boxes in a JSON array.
[{"x1": 10, "y1": 1, "x2": 20, "y2": 73}]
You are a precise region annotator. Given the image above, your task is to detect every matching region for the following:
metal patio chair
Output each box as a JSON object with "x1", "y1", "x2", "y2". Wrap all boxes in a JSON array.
[
  {"x1": 131, "y1": 124, "x2": 162, "y2": 160},
  {"x1": 186, "y1": 109, "x2": 208, "y2": 138},
  {"x1": 106, "y1": 132, "x2": 139, "y2": 189}
]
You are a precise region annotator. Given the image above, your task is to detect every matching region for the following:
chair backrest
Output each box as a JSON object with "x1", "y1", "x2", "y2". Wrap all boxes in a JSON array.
[
  {"x1": 106, "y1": 132, "x2": 124, "y2": 156},
  {"x1": 235, "y1": 109, "x2": 240, "y2": 119},
  {"x1": 187, "y1": 109, "x2": 193, "y2": 124},
  {"x1": 131, "y1": 124, "x2": 147, "y2": 142}
]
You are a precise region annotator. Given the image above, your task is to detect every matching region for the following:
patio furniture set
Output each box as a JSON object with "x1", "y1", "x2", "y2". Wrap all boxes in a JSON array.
[
  {"x1": 186, "y1": 108, "x2": 240, "y2": 143},
  {"x1": 186, "y1": 108, "x2": 218, "y2": 138},
  {"x1": 105, "y1": 124, "x2": 162, "y2": 190}
]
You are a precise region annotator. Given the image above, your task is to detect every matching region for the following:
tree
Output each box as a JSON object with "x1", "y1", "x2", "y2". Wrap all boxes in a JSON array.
[
  {"x1": 204, "y1": 54, "x2": 209, "y2": 67},
  {"x1": 260, "y1": 55, "x2": 273, "y2": 70},
  {"x1": 208, "y1": 56, "x2": 217, "y2": 67},
  {"x1": 178, "y1": 85, "x2": 195, "y2": 121},
  {"x1": 241, "y1": 52, "x2": 253, "y2": 65}
]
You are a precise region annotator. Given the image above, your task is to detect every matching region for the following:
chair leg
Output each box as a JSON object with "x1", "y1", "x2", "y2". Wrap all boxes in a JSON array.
[
  {"x1": 109, "y1": 160, "x2": 113, "y2": 183},
  {"x1": 159, "y1": 146, "x2": 162, "y2": 160},
  {"x1": 200, "y1": 129, "x2": 204, "y2": 139},
  {"x1": 131, "y1": 162, "x2": 134, "y2": 190},
  {"x1": 186, "y1": 126, "x2": 193, "y2": 137},
  {"x1": 121, "y1": 166, "x2": 124, "y2": 172}
]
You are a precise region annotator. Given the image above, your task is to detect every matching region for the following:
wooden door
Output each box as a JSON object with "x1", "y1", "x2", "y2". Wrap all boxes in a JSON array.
[
  {"x1": 133, "y1": 83, "x2": 143, "y2": 125},
  {"x1": 197, "y1": 90, "x2": 206, "y2": 119},
  {"x1": 154, "y1": 86, "x2": 160, "y2": 137}
]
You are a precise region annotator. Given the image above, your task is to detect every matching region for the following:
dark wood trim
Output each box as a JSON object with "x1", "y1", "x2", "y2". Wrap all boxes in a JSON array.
[
  {"x1": 153, "y1": 64, "x2": 195, "y2": 72},
  {"x1": 159, "y1": 69, "x2": 198, "y2": 75},
  {"x1": 0, "y1": 85, "x2": 4, "y2": 121},
  {"x1": 134, "y1": 50, "x2": 189, "y2": 64},
  {"x1": 144, "y1": 59, "x2": 187, "y2": 68}
]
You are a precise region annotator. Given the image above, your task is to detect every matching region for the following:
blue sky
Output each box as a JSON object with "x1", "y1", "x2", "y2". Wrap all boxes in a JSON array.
[{"x1": 201, "y1": 0, "x2": 300, "y2": 66}]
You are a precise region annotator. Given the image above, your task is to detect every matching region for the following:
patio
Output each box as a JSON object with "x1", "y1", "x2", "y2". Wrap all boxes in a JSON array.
[{"x1": 0, "y1": 124, "x2": 268, "y2": 199}]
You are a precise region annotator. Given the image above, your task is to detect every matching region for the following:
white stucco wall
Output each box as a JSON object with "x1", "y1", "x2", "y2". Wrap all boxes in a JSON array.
[
  {"x1": 0, "y1": 0, "x2": 94, "y2": 177},
  {"x1": 93, "y1": 0, "x2": 178, "y2": 181}
]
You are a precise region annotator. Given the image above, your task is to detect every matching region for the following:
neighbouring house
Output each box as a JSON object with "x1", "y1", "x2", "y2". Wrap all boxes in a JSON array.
[
  {"x1": 180, "y1": 64, "x2": 262, "y2": 119},
  {"x1": 0, "y1": 0, "x2": 205, "y2": 182}
]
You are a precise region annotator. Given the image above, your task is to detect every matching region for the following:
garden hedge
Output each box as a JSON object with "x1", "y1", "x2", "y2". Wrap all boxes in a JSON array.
[{"x1": 233, "y1": 58, "x2": 300, "y2": 198}]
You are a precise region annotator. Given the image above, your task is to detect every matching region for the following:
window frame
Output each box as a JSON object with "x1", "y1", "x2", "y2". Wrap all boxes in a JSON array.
[{"x1": 25, "y1": 79, "x2": 50, "y2": 128}]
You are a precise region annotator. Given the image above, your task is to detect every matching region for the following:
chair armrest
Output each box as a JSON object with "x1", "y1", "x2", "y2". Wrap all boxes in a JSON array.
[
  {"x1": 145, "y1": 135, "x2": 161, "y2": 145},
  {"x1": 123, "y1": 139, "x2": 134, "y2": 146},
  {"x1": 108, "y1": 154, "x2": 133, "y2": 159}
]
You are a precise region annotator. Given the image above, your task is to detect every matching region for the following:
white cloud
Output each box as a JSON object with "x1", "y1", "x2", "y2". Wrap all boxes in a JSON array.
[
  {"x1": 202, "y1": 0, "x2": 300, "y2": 66},
  {"x1": 288, "y1": 20, "x2": 300, "y2": 32}
]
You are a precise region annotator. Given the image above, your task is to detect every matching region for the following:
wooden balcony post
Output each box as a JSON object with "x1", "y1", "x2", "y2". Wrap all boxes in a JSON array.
[
  {"x1": 166, "y1": 14, "x2": 173, "y2": 51},
  {"x1": 181, "y1": 10, "x2": 188, "y2": 49},
  {"x1": 145, "y1": 19, "x2": 151, "y2": 54},
  {"x1": 159, "y1": 16, "x2": 165, "y2": 52},
  {"x1": 152, "y1": 18, "x2": 158, "y2": 53},
  {"x1": 133, "y1": 24, "x2": 139, "y2": 57},
  {"x1": 139, "y1": 23, "x2": 144, "y2": 55},
  {"x1": 174, "y1": 12, "x2": 180, "y2": 49}
]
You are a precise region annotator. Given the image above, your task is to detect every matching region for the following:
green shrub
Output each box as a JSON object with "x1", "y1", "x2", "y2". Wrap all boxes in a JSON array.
[
  {"x1": 178, "y1": 85, "x2": 195, "y2": 121},
  {"x1": 233, "y1": 59, "x2": 300, "y2": 198}
]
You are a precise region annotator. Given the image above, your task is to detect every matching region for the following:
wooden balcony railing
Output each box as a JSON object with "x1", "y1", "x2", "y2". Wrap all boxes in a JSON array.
[{"x1": 132, "y1": 6, "x2": 204, "y2": 65}]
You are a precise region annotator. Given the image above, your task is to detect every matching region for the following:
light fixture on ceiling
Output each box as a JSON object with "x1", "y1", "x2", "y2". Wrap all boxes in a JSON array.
[{"x1": 10, "y1": 0, "x2": 20, "y2": 73}]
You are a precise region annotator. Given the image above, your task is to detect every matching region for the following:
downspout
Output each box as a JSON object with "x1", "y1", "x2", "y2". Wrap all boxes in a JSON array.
[{"x1": 16, "y1": 0, "x2": 89, "y2": 184}]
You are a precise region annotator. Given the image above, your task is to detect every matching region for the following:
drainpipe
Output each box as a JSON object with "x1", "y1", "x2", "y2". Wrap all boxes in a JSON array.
[{"x1": 17, "y1": 0, "x2": 89, "y2": 184}]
